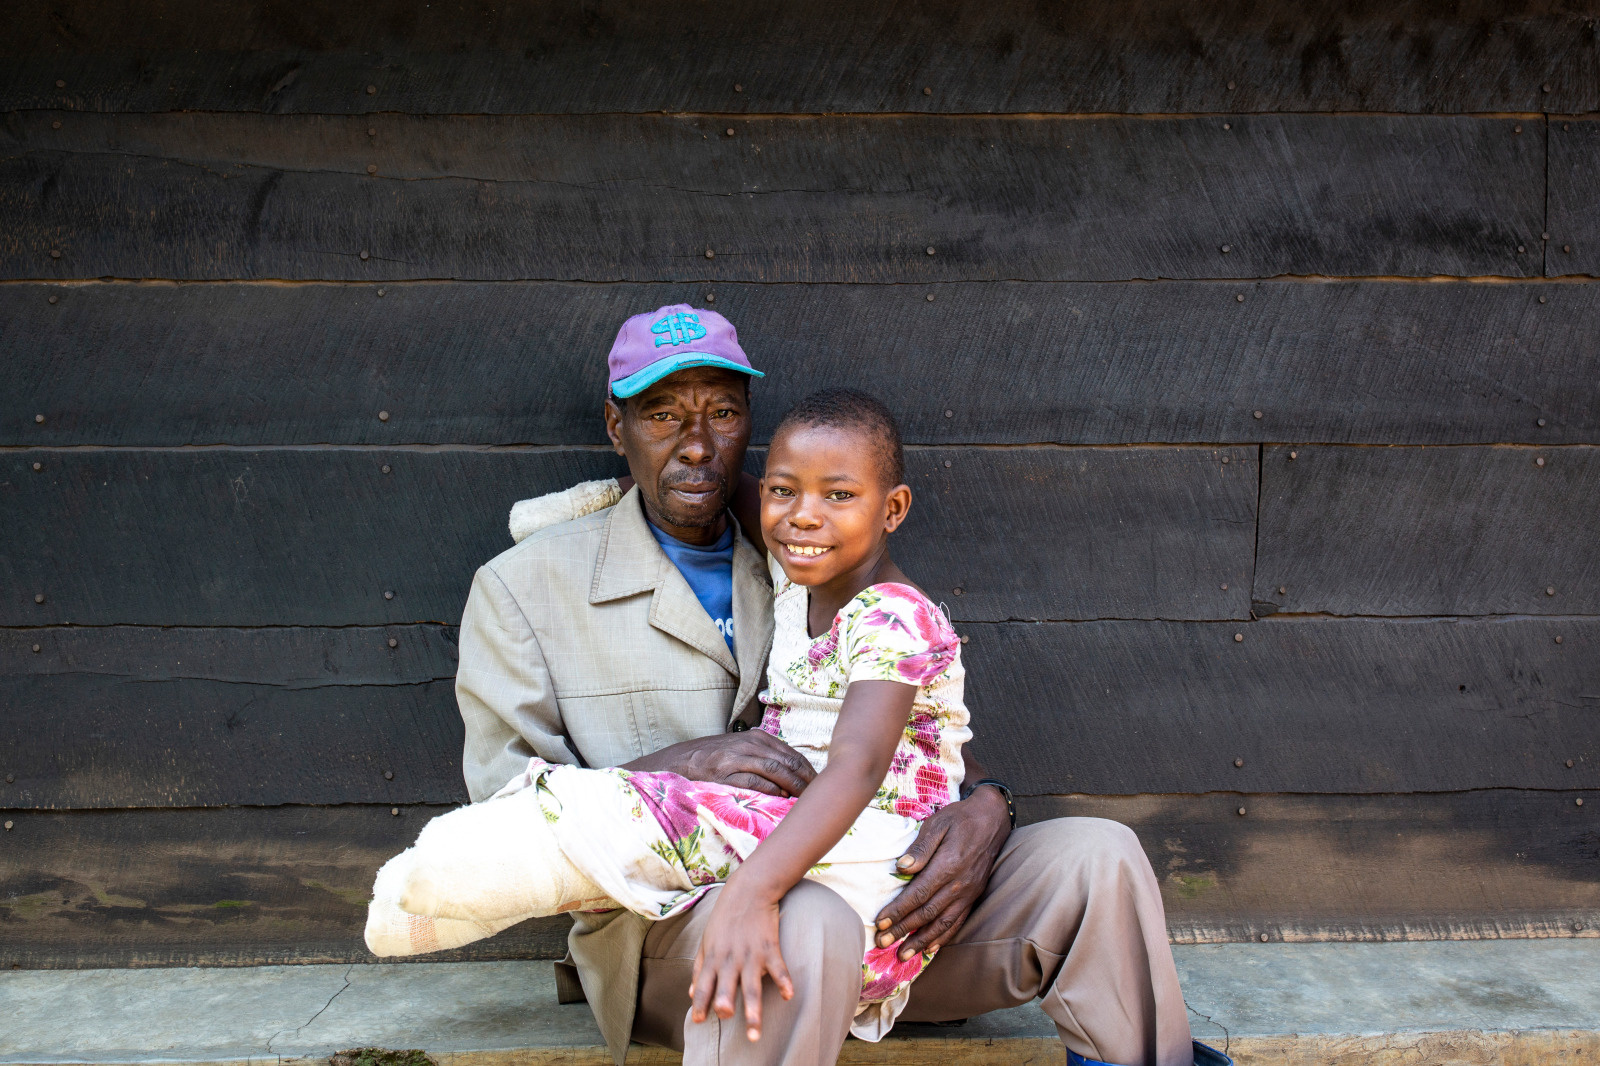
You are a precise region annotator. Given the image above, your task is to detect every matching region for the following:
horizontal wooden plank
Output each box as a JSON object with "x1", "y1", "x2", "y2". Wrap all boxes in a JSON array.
[
  {"x1": 1548, "y1": 116, "x2": 1600, "y2": 278},
  {"x1": 0, "y1": 805, "x2": 569, "y2": 968},
  {"x1": 966, "y1": 618, "x2": 1600, "y2": 795},
  {"x1": 6, "y1": 279, "x2": 1598, "y2": 448},
  {"x1": 6, "y1": 792, "x2": 1597, "y2": 967},
  {"x1": 1021, "y1": 791, "x2": 1600, "y2": 944},
  {"x1": 5, "y1": 676, "x2": 451, "y2": 809},
  {"x1": 1255, "y1": 445, "x2": 1600, "y2": 616},
  {"x1": 0, "y1": 447, "x2": 1254, "y2": 627},
  {"x1": 2, "y1": 0, "x2": 1596, "y2": 115},
  {"x1": 1, "y1": 626, "x2": 468, "y2": 809},
  {"x1": 6, "y1": 616, "x2": 1597, "y2": 807},
  {"x1": 0, "y1": 622, "x2": 461, "y2": 687},
  {"x1": 0, "y1": 112, "x2": 1542, "y2": 281}
]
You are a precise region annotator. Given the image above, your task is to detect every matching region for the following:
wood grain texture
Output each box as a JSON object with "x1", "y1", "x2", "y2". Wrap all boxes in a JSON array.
[
  {"x1": 6, "y1": 616, "x2": 1596, "y2": 807},
  {"x1": 964, "y1": 618, "x2": 1600, "y2": 795},
  {"x1": 5, "y1": 792, "x2": 1595, "y2": 968},
  {"x1": 1548, "y1": 115, "x2": 1600, "y2": 278},
  {"x1": 2, "y1": 0, "x2": 1597, "y2": 114},
  {"x1": 1, "y1": 626, "x2": 468, "y2": 809},
  {"x1": 0, "y1": 447, "x2": 1255, "y2": 627},
  {"x1": 1021, "y1": 791, "x2": 1600, "y2": 944},
  {"x1": 0, "y1": 806, "x2": 569, "y2": 969},
  {"x1": 0, "y1": 112, "x2": 1542, "y2": 282},
  {"x1": 7, "y1": 279, "x2": 1598, "y2": 448},
  {"x1": 1255, "y1": 445, "x2": 1600, "y2": 617}
]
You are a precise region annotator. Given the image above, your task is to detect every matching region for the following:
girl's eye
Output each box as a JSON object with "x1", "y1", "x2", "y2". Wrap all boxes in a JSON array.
[
  {"x1": 769, "y1": 486, "x2": 794, "y2": 497},
  {"x1": 826, "y1": 490, "x2": 854, "y2": 501}
]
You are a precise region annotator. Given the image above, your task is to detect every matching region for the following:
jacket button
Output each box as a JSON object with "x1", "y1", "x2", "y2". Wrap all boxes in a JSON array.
[{"x1": 730, "y1": 721, "x2": 750, "y2": 733}]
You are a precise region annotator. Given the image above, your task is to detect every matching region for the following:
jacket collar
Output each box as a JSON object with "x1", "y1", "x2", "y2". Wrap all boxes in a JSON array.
[
  {"x1": 730, "y1": 530, "x2": 775, "y2": 720},
  {"x1": 591, "y1": 487, "x2": 772, "y2": 680}
]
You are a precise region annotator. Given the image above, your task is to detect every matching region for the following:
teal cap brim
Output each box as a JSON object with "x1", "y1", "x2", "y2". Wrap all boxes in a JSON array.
[{"x1": 610, "y1": 352, "x2": 765, "y2": 398}]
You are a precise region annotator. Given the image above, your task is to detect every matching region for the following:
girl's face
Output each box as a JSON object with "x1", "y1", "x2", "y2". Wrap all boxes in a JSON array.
[{"x1": 760, "y1": 422, "x2": 911, "y2": 587}]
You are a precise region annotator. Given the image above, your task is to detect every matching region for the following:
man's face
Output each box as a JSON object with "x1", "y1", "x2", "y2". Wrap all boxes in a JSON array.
[{"x1": 605, "y1": 366, "x2": 751, "y2": 545}]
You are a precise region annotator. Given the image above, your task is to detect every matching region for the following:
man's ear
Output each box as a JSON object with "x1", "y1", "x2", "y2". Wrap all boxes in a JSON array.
[
  {"x1": 603, "y1": 397, "x2": 627, "y2": 456},
  {"x1": 883, "y1": 484, "x2": 913, "y2": 533}
]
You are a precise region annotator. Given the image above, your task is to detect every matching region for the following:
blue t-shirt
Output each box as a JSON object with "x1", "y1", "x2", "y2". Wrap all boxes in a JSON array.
[{"x1": 648, "y1": 521, "x2": 736, "y2": 654}]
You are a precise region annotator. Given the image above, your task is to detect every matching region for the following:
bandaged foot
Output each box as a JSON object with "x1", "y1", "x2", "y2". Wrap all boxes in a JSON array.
[
  {"x1": 365, "y1": 848, "x2": 536, "y2": 957},
  {"x1": 393, "y1": 782, "x2": 614, "y2": 923}
]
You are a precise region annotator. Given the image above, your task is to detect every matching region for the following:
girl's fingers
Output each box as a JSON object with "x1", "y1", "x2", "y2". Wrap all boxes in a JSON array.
[
  {"x1": 690, "y1": 958, "x2": 716, "y2": 1024},
  {"x1": 767, "y1": 947, "x2": 795, "y2": 1001},
  {"x1": 714, "y1": 961, "x2": 740, "y2": 1020},
  {"x1": 741, "y1": 961, "x2": 765, "y2": 1041}
]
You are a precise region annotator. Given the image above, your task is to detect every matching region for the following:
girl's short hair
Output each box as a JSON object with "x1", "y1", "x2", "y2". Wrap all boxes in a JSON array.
[{"x1": 773, "y1": 387, "x2": 906, "y2": 487}]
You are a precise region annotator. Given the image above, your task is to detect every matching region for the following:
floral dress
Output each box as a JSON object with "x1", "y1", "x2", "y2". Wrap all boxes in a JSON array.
[{"x1": 469, "y1": 559, "x2": 970, "y2": 1040}]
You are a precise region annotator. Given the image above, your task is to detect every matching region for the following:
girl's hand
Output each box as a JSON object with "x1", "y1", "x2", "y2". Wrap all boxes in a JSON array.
[{"x1": 689, "y1": 881, "x2": 794, "y2": 1042}]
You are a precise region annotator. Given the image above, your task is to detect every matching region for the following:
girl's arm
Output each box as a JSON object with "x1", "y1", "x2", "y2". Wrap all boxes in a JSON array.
[{"x1": 689, "y1": 678, "x2": 916, "y2": 1042}]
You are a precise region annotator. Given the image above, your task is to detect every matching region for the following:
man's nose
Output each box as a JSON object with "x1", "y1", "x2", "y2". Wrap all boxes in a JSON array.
[{"x1": 676, "y1": 414, "x2": 715, "y2": 465}]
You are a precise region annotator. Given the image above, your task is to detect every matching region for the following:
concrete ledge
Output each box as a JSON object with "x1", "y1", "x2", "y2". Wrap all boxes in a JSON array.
[{"x1": 2, "y1": 942, "x2": 1597, "y2": 1066}]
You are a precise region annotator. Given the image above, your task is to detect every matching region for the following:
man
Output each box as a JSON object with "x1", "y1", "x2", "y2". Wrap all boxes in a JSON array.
[{"x1": 455, "y1": 304, "x2": 1216, "y2": 1066}]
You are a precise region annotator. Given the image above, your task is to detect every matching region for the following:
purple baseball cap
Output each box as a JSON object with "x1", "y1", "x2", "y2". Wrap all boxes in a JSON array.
[{"x1": 607, "y1": 304, "x2": 764, "y2": 398}]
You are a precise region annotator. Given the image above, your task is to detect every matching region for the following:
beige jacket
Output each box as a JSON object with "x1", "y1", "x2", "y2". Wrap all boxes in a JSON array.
[{"x1": 455, "y1": 486, "x2": 774, "y2": 1063}]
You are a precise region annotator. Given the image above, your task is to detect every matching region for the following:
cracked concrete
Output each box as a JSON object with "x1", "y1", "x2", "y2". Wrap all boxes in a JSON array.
[
  {"x1": 0, "y1": 942, "x2": 1597, "y2": 1066},
  {"x1": 264, "y1": 966, "x2": 353, "y2": 1059}
]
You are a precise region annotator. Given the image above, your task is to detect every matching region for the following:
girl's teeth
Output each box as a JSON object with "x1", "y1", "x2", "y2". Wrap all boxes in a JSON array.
[{"x1": 789, "y1": 544, "x2": 828, "y2": 556}]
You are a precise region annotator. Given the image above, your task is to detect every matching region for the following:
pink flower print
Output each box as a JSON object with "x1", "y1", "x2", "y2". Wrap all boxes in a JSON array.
[
  {"x1": 914, "y1": 763, "x2": 950, "y2": 809},
  {"x1": 890, "y1": 763, "x2": 950, "y2": 820},
  {"x1": 862, "y1": 591, "x2": 959, "y2": 685},
  {"x1": 893, "y1": 645, "x2": 956, "y2": 685},
  {"x1": 689, "y1": 784, "x2": 794, "y2": 843},
  {"x1": 905, "y1": 712, "x2": 941, "y2": 758},
  {"x1": 758, "y1": 702, "x2": 785, "y2": 737},
  {"x1": 860, "y1": 941, "x2": 931, "y2": 1002},
  {"x1": 890, "y1": 749, "x2": 914, "y2": 775},
  {"x1": 807, "y1": 618, "x2": 841, "y2": 668},
  {"x1": 627, "y1": 771, "x2": 706, "y2": 843}
]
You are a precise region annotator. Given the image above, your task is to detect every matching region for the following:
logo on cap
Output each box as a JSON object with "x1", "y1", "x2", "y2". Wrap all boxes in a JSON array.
[{"x1": 651, "y1": 311, "x2": 708, "y2": 348}]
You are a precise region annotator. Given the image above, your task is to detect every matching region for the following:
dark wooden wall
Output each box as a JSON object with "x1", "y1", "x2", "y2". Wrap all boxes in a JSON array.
[{"x1": 2, "y1": 0, "x2": 1598, "y2": 967}]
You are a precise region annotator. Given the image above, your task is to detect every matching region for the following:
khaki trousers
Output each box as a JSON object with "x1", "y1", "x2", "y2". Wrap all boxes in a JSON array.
[{"x1": 631, "y1": 817, "x2": 1193, "y2": 1066}]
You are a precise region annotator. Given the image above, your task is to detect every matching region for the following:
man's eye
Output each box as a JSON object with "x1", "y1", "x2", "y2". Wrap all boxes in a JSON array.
[
  {"x1": 826, "y1": 491, "x2": 854, "y2": 501},
  {"x1": 713, "y1": 408, "x2": 735, "y2": 419},
  {"x1": 650, "y1": 412, "x2": 675, "y2": 422}
]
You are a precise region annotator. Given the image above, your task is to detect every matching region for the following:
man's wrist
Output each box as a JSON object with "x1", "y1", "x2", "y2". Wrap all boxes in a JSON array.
[{"x1": 961, "y1": 778, "x2": 1016, "y2": 829}]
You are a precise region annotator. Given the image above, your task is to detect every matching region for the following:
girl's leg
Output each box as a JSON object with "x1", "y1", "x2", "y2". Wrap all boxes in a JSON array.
[
  {"x1": 389, "y1": 784, "x2": 612, "y2": 924},
  {"x1": 365, "y1": 847, "x2": 539, "y2": 956}
]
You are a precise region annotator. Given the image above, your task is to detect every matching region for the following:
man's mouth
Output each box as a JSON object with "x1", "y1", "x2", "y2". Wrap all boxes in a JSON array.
[
  {"x1": 666, "y1": 483, "x2": 720, "y2": 501},
  {"x1": 782, "y1": 543, "x2": 833, "y2": 558}
]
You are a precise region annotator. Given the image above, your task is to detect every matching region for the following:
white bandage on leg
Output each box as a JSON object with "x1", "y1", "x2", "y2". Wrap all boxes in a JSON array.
[
  {"x1": 395, "y1": 783, "x2": 614, "y2": 923},
  {"x1": 364, "y1": 848, "x2": 534, "y2": 957}
]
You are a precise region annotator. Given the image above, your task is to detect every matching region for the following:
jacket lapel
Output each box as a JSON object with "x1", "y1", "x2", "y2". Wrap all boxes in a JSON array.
[
  {"x1": 730, "y1": 524, "x2": 775, "y2": 722},
  {"x1": 591, "y1": 488, "x2": 738, "y2": 676}
]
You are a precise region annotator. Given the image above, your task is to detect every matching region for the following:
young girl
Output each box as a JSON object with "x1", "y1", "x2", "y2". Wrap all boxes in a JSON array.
[{"x1": 365, "y1": 388, "x2": 969, "y2": 1043}]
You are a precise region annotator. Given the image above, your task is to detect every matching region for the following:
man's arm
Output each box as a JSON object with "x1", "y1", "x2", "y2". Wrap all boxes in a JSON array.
[
  {"x1": 871, "y1": 746, "x2": 1012, "y2": 958},
  {"x1": 457, "y1": 566, "x2": 579, "y2": 801}
]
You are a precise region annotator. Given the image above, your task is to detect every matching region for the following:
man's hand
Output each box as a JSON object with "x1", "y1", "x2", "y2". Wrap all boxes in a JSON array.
[
  {"x1": 872, "y1": 785, "x2": 1011, "y2": 958},
  {"x1": 622, "y1": 730, "x2": 816, "y2": 797}
]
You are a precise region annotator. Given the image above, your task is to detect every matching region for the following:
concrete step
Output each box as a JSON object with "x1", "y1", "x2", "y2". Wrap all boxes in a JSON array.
[{"x1": 2, "y1": 942, "x2": 1597, "y2": 1066}]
